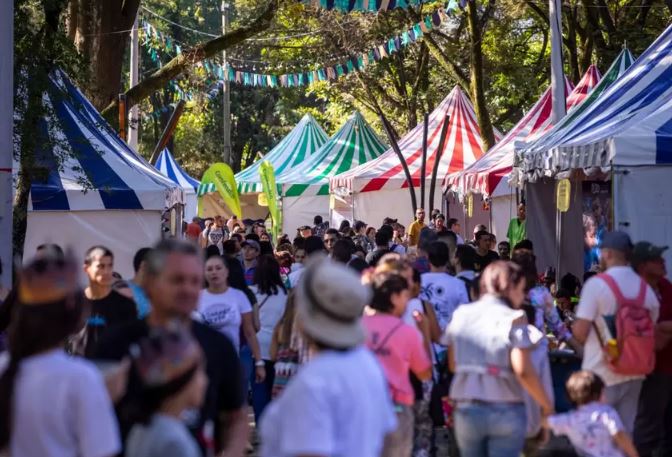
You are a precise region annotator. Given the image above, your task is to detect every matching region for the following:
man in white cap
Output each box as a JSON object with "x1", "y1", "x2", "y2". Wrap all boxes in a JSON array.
[
  {"x1": 573, "y1": 231, "x2": 660, "y2": 436},
  {"x1": 259, "y1": 257, "x2": 397, "y2": 457}
]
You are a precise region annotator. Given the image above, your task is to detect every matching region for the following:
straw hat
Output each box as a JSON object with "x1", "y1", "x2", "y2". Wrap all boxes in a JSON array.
[{"x1": 296, "y1": 256, "x2": 371, "y2": 349}]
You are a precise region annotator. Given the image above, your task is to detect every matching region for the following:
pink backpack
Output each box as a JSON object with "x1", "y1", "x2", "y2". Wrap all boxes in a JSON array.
[{"x1": 595, "y1": 274, "x2": 656, "y2": 376}]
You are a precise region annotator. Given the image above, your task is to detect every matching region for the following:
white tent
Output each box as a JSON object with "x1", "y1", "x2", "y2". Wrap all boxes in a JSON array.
[
  {"x1": 155, "y1": 147, "x2": 199, "y2": 222},
  {"x1": 21, "y1": 70, "x2": 181, "y2": 278}
]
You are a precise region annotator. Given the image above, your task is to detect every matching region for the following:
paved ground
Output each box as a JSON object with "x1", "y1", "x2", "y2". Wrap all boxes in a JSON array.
[{"x1": 247, "y1": 413, "x2": 458, "y2": 456}]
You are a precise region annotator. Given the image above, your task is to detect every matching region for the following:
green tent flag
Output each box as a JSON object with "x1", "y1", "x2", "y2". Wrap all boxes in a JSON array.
[
  {"x1": 200, "y1": 163, "x2": 242, "y2": 219},
  {"x1": 259, "y1": 161, "x2": 281, "y2": 240}
]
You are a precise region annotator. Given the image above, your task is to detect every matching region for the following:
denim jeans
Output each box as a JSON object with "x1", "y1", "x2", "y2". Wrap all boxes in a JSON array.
[
  {"x1": 251, "y1": 360, "x2": 275, "y2": 424},
  {"x1": 454, "y1": 402, "x2": 527, "y2": 457},
  {"x1": 239, "y1": 344, "x2": 253, "y2": 396}
]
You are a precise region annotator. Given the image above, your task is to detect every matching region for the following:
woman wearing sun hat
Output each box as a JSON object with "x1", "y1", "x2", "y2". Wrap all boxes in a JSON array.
[{"x1": 259, "y1": 257, "x2": 397, "y2": 457}]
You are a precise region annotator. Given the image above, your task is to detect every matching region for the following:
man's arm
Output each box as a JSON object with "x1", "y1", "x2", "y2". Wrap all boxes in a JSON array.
[{"x1": 572, "y1": 319, "x2": 592, "y2": 346}]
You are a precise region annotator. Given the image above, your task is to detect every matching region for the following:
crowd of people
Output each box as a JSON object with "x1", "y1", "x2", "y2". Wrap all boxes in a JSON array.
[{"x1": 0, "y1": 206, "x2": 670, "y2": 457}]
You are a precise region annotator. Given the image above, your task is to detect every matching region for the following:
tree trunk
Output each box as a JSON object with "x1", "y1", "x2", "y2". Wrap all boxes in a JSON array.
[
  {"x1": 101, "y1": 0, "x2": 279, "y2": 121},
  {"x1": 13, "y1": 0, "x2": 68, "y2": 259},
  {"x1": 71, "y1": 0, "x2": 141, "y2": 110},
  {"x1": 466, "y1": 0, "x2": 495, "y2": 150}
]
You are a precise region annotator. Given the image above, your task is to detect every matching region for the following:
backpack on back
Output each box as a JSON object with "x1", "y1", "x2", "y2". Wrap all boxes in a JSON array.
[{"x1": 594, "y1": 273, "x2": 656, "y2": 376}]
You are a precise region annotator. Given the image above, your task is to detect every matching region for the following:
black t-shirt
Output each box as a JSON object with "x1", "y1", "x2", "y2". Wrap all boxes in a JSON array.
[
  {"x1": 474, "y1": 250, "x2": 500, "y2": 273},
  {"x1": 94, "y1": 319, "x2": 244, "y2": 454},
  {"x1": 84, "y1": 289, "x2": 137, "y2": 357}
]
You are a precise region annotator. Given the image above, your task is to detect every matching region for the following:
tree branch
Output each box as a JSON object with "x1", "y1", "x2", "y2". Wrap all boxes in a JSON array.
[
  {"x1": 424, "y1": 34, "x2": 470, "y2": 89},
  {"x1": 101, "y1": 0, "x2": 280, "y2": 118}
]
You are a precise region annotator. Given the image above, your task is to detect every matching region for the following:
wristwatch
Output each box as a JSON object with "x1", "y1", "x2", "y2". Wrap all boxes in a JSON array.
[{"x1": 255, "y1": 360, "x2": 265, "y2": 367}]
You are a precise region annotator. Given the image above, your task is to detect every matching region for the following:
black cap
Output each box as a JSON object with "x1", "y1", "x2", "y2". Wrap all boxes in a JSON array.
[{"x1": 632, "y1": 241, "x2": 668, "y2": 265}]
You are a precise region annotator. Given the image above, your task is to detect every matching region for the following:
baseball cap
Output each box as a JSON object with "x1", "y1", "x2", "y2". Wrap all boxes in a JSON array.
[
  {"x1": 241, "y1": 239, "x2": 260, "y2": 251},
  {"x1": 632, "y1": 241, "x2": 668, "y2": 264},
  {"x1": 600, "y1": 231, "x2": 633, "y2": 253}
]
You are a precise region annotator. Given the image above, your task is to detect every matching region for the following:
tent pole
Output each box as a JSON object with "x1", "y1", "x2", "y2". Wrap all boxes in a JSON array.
[
  {"x1": 420, "y1": 112, "x2": 428, "y2": 211},
  {"x1": 0, "y1": 0, "x2": 13, "y2": 288},
  {"x1": 150, "y1": 100, "x2": 186, "y2": 164},
  {"x1": 429, "y1": 114, "x2": 450, "y2": 216},
  {"x1": 379, "y1": 113, "x2": 417, "y2": 217}
]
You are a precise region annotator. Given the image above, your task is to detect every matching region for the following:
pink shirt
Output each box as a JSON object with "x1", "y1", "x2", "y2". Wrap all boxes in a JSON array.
[{"x1": 363, "y1": 314, "x2": 432, "y2": 406}]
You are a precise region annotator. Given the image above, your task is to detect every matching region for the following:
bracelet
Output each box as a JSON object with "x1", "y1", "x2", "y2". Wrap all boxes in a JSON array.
[{"x1": 255, "y1": 360, "x2": 265, "y2": 367}]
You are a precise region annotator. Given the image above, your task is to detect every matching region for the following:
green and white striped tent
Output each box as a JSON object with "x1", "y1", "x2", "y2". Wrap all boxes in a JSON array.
[
  {"x1": 235, "y1": 113, "x2": 328, "y2": 194},
  {"x1": 277, "y1": 111, "x2": 387, "y2": 233}
]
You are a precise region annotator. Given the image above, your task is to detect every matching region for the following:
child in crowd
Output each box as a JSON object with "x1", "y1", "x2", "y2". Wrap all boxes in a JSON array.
[
  {"x1": 125, "y1": 326, "x2": 207, "y2": 457},
  {"x1": 545, "y1": 370, "x2": 639, "y2": 457}
]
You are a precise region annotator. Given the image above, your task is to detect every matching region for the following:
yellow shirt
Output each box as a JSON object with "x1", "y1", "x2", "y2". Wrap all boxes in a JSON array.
[{"x1": 407, "y1": 220, "x2": 425, "y2": 246}]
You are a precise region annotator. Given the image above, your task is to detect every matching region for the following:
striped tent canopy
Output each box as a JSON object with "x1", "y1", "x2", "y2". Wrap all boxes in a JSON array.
[
  {"x1": 444, "y1": 67, "x2": 601, "y2": 198},
  {"x1": 331, "y1": 86, "x2": 501, "y2": 194},
  {"x1": 155, "y1": 148, "x2": 199, "y2": 192},
  {"x1": 23, "y1": 69, "x2": 181, "y2": 211},
  {"x1": 516, "y1": 38, "x2": 669, "y2": 182},
  {"x1": 512, "y1": 48, "x2": 635, "y2": 186},
  {"x1": 278, "y1": 111, "x2": 387, "y2": 197},
  {"x1": 235, "y1": 113, "x2": 328, "y2": 194}
]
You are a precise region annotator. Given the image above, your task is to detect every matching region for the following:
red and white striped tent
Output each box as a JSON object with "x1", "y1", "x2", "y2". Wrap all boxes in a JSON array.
[
  {"x1": 330, "y1": 85, "x2": 500, "y2": 228},
  {"x1": 442, "y1": 66, "x2": 601, "y2": 238}
]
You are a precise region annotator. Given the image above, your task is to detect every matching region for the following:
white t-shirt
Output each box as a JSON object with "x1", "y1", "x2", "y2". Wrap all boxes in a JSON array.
[
  {"x1": 288, "y1": 268, "x2": 305, "y2": 289},
  {"x1": 2, "y1": 349, "x2": 121, "y2": 457},
  {"x1": 548, "y1": 402, "x2": 626, "y2": 457},
  {"x1": 195, "y1": 288, "x2": 253, "y2": 352},
  {"x1": 260, "y1": 347, "x2": 397, "y2": 457},
  {"x1": 420, "y1": 272, "x2": 469, "y2": 334},
  {"x1": 576, "y1": 266, "x2": 659, "y2": 386},
  {"x1": 251, "y1": 285, "x2": 288, "y2": 360}
]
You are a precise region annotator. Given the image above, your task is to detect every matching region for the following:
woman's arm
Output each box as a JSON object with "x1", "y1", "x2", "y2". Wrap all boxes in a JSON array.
[
  {"x1": 510, "y1": 347, "x2": 553, "y2": 416},
  {"x1": 422, "y1": 300, "x2": 442, "y2": 344},
  {"x1": 613, "y1": 431, "x2": 639, "y2": 457},
  {"x1": 242, "y1": 312, "x2": 266, "y2": 382},
  {"x1": 270, "y1": 324, "x2": 281, "y2": 361}
]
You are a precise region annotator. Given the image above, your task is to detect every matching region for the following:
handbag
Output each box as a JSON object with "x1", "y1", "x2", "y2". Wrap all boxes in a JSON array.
[{"x1": 271, "y1": 346, "x2": 300, "y2": 399}]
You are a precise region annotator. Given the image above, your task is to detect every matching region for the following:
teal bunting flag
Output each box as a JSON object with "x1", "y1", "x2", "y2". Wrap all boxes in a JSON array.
[{"x1": 140, "y1": 5, "x2": 455, "y2": 89}]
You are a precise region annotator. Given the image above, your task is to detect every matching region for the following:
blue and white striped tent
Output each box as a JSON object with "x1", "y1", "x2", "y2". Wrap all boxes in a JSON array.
[
  {"x1": 21, "y1": 69, "x2": 182, "y2": 278},
  {"x1": 24, "y1": 69, "x2": 181, "y2": 212},
  {"x1": 155, "y1": 148, "x2": 199, "y2": 221},
  {"x1": 518, "y1": 25, "x2": 672, "y2": 181},
  {"x1": 515, "y1": 26, "x2": 672, "y2": 275},
  {"x1": 155, "y1": 148, "x2": 200, "y2": 191}
]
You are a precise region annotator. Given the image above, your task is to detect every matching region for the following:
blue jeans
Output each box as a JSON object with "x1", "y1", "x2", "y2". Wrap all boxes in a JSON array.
[
  {"x1": 454, "y1": 402, "x2": 527, "y2": 457},
  {"x1": 239, "y1": 344, "x2": 253, "y2": 396},
  {"x1": 251, "y1": 360, "x2": 275, "y2": 424}
]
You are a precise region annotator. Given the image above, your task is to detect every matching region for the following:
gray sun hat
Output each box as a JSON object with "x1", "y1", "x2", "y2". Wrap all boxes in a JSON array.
[{"x1": 296, "y1": 256, "x2": 372, "y2": 349}]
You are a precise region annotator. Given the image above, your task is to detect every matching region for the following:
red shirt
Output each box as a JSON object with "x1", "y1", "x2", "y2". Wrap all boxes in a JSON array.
[
  {"x1": 655, "y1": 277, "x2": 672, "y2": 374},
  {"x1": 186, "y1": 222, "x2": 202, "y2": 240}
]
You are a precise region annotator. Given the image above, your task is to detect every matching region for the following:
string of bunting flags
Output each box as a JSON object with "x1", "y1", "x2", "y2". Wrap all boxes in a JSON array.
[{"x1": 139, "y1": 0, "x2": 459, "y2": 89}]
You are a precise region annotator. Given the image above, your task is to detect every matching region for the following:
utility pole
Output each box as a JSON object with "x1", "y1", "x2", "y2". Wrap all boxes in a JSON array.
[
  {"x1": 221, "y1": 1, "x2": 233, "y2": 165},
  {"x1": 128, "y1": 14, "x2": 140, "y2": 150},
  {"x1": 0, "y1": 0, "x2": 13, "y2": 287}
]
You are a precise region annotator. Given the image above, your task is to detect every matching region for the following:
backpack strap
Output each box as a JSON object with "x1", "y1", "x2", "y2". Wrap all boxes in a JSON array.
[
  {"x1": 635, "y1": 279, "x2": 648, "y2": 306},
  {"x1": 598, "y1": 273, "x2": 647, "y2": 307},
  {"x1": 598, "y1": 273, "x2": 626, "y2": 303}
]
